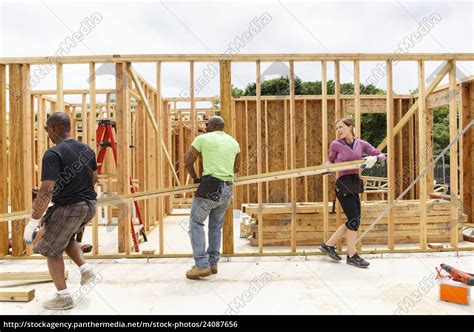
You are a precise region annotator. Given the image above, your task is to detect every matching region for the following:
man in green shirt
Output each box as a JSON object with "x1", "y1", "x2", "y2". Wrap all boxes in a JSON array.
[{"x1": 184, "y1": 116, "x2": 240, "y2": 279}]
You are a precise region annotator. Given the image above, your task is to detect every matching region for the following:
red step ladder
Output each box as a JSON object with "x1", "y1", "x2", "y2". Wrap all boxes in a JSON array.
[{"x1": 96, "y1": 119, "x2": 147, "y2": 252}]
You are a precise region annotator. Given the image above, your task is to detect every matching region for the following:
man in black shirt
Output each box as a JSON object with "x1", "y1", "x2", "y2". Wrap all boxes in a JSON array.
[{"x1": 23, "y1": 112, "x2": 98, "y2": 310}]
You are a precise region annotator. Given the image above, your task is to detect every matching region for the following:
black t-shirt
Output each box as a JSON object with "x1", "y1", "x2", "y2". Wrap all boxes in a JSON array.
[
  {"x1": 41, "y1": 139, "x2": 97, "y2": 205},
  {"x1": 345, "y1": 140, "x2": 355, "y2": 150}
]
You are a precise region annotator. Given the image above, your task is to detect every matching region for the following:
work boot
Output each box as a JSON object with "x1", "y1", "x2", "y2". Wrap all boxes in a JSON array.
[
  {"x1": 210, "y1": 265, "x2": 218, "y2": 274},
  {"x1": 319, "y1": 243, "x2": 342, "y2": 261},
  {"x1": 42, "y1": 294, "x2": 74, "y2": 310},
  {"x1": 186, "y1": 266, "x2": 212, "y2": 280},
  {"x1": 346, "y1": 254, "x2": 370, "y2": 268}
]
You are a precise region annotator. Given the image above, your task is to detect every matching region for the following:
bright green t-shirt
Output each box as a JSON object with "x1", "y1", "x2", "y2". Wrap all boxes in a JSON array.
[{"x1": 191, "y1": 131, "x2": 240, "y2": 182}]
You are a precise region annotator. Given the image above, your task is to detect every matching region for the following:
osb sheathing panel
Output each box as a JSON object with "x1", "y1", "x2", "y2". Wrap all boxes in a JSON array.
[
  {"x1": 295, "y1": 100, "x2": 305, "y2": 202},
  {"x1": 237, "y1": 99, "x2": 338, "y2": 204},
  {"x1": 305, "y1": 100, "x2": 321, "y2": 202},
  {"x1": 219, "y1": 98, "x2": 421, "y2": 206},
  {"x1": 266, "y1": 100, "x2": 287, "y2": 203},
  {"x1": 401, "y1": 99, "x2": 416, "y2": 198}
]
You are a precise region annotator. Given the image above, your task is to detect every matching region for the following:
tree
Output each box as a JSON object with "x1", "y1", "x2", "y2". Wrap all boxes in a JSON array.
[
  {"x1": 361, "y1": 113, "x2": 386, "y2": 148},
  {"x1": 243, "y1": 76, "x2": 303, "y2": 96},
  {"x1": 233, "y1": 76, "x2": 387, "y2": 145},
  {"x1": 237, "y1": 76, "x2": 385, "y2": 96},
  {"x1": 231, "y1": 85, "x2": 244, "y2": 97},
  {"x1": 433, "y1": 105, "x2": 450, "y2": 163}
]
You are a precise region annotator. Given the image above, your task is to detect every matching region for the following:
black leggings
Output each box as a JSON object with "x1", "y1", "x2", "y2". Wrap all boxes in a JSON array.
[{"x1": 336, "y1": 193, "x2": 361, "y2": 231}]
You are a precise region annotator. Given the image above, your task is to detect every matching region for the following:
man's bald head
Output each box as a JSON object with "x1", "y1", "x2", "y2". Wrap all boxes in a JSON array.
[
  {"x1": 206, "y1": 116, "x2": 225, "y2": 132},
  {"x1": 45, "y1": 112, "x2": 72, "y2": 144},
  {"x1": 47, "y1": 112, "x2": 71, "y2": 131}
]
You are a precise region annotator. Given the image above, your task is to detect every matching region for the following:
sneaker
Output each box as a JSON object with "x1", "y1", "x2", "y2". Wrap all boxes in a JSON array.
[
  {"x1": 319, "y1": 243, "x2": 342, "y2": 261},
  {"x1": 210, "y1": 265, "x2": 218, "y2": 274},
  {"x1": 346, "y1": 254, "x2": 370, "y2": 268},
  {"x1": 42, "y1": 294, "x2": 74, "y2": 310},
  {"x1": 186, "y1": 266, "x2": 212, "y2": 280},
  {"x1": 80, "y1": 269, "x2": 98, "y2": 285}
]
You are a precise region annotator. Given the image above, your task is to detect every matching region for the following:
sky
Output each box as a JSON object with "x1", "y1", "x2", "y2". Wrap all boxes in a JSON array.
[{"x1": 0, "y1": 0, "x2": 473, "y2": 104}]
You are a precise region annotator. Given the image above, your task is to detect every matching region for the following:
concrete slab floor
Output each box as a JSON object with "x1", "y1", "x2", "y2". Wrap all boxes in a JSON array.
[{"x1": 1, "y1": 252, "x2": 473, "y2": 315}]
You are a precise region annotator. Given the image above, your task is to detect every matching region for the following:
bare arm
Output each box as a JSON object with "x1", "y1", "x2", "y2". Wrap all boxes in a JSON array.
[
  {"x1": 234, "y1": 153, "x2": 241, "y2": 174},
  {"x1": 32, "y1": 180, "x2": 55, "y2": 219},
  {"x1": 184, "y1": 146, "x2": 200, "y2": 181}
]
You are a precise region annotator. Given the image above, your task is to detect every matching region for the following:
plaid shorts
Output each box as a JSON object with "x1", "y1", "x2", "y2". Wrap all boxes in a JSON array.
[{"x1": 33, "y1": 201, "x2": 96, "y2": 257}]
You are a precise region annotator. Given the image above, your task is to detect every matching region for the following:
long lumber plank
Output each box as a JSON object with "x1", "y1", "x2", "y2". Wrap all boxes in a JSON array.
[
  {"x1": 0, "y1": 160, "x2": 365, "y2": 222},
  {"x1": 0, "y1": 288, "x2": 35, "y2": 302},
  {"x1": 0, "y1": 271, "x2": 68, "y2": 282},
  {"x1": 2, "y1": 53, "x2": 474, "y2": 65}
]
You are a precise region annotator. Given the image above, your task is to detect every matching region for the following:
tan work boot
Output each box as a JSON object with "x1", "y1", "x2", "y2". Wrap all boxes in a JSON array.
[
  {"x1": 42, "y1": 294, "x2": 74, "y2": 310},
  {"x1": 186, "y1": 266, "x2": 211, "y2": 280},
  {"x1": 210, "y1": 265, "x2": 218, "y2": 274}
]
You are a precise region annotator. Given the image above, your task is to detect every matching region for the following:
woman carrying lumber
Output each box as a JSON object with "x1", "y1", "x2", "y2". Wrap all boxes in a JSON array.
[{"x1": 319, "y1": 118, "x2": 385, "y2": 268}]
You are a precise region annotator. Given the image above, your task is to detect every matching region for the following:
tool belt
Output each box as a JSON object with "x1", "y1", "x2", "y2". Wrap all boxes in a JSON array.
[
  {"x1": 195, "y1": 176, "x2": 232, "y2": 202},
  {"x1": 334, "y1": 174, "x2": 364, "y2": 196}
]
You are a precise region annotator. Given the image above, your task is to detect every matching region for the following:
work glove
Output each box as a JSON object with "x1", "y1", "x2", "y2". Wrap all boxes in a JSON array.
[
  {"x1": 363, "y1": 156, "x2": 378, "y2": 169},
  {"x1": 23, "y1": 217, "x2": 41, "y2": 245}
]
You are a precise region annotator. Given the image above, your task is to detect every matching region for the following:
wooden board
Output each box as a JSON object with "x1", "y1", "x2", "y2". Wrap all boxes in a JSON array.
[
  {"x1": 461, "y1": 82, "x2": 473, "y2": 225},
  {"x1": 0, "y1": 288, "x2": 35, "y2": 302},
  {"x1": 115, "y1": 62, "x2": 131, "y2": 254},
  {"x1": 0, "y1": 64, "x2": 7, "y2": 256},
  {"x1": 3, "y1": 53, "x2": 474, "y2": 65},
  {"x1": 9, "y1": 64, "x2": 32, "y2": 256},
  {"x1": 220, "y1": 60, "x2": 234, "y2": 254},
  {"x1": 0, "y1": 271, "x2": 68, "y2": 282}
]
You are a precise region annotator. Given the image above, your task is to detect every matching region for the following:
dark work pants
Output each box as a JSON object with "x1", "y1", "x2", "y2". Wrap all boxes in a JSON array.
[{"x1": 336, "y1": 193, "x2": 361, "y2": 231}]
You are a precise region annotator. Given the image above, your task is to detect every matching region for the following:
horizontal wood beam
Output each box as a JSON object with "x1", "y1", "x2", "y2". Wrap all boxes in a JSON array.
[
  {"x1": 163, "y1": 96, "x2": 220, "y2": 102},
  {"x1": 427, "y1": 85, "x2": 461, "y2": 109},
  {"x1": 2, "y1": 53, "x2": 474, "y2": 64},
  {"x1": 31, "y1": 89, "x2": 115, "y2": 95},
  {"x1": 0, "y1": 160, "x2": 366, "y2": 222},
  {"x1": 235, "y1": 95, "x2": 415, "y2": 101}
]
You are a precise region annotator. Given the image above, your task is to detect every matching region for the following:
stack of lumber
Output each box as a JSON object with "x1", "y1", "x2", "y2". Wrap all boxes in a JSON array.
[{"x1": 242, "y1": 199, "x2": 465, "y2": 246}]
